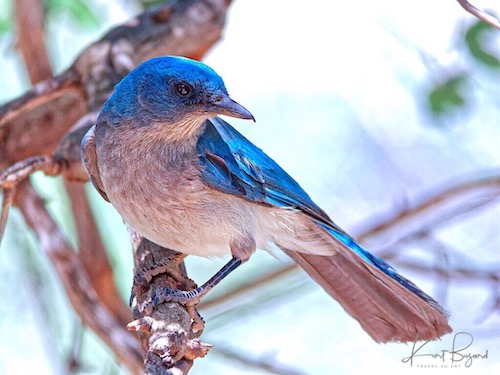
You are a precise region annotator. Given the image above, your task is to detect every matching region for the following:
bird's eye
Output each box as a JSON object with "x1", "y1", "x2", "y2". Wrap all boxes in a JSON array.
[{"x1": 175, "y1": 83, "x2": 192, "y2": 96}]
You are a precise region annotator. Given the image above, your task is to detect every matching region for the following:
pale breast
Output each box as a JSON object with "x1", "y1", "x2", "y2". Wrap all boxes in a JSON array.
[{"x1": 96, "y1": 130, "x2": 262, "y2": 257}]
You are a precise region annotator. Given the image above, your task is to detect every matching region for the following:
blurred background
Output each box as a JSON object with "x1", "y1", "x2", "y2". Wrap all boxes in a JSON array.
[{"x1": 0, "y1": 0, "x2": 499, "y2": 374}]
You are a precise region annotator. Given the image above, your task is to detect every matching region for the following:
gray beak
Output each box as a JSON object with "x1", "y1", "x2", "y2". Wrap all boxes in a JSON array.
[{"x1": 211, "y1": 94, "x2": 255, "y2": 122}]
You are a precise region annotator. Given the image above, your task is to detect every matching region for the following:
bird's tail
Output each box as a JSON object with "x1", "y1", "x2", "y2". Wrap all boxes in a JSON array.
[{"x1": 282, "y1": 226, "x2": 452, "y2": 343}]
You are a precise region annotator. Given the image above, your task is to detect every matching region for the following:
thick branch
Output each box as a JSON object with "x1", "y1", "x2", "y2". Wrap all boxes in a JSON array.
[
  {"x1": 14, "y1": 0, "x2": 52, "y2": 81},
  {"x1": 129, "y1": 237, "x2": 211, "y2": 374}
]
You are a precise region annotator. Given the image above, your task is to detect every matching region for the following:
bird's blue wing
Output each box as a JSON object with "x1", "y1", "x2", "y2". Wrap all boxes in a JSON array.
[{"x1": 197, "y1": 117, "x2": 334, "y2": 227}]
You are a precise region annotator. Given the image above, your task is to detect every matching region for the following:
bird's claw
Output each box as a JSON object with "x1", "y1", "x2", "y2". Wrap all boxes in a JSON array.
[{"x1": 153, "y1": 287, "x2": 203, "y2": 307}]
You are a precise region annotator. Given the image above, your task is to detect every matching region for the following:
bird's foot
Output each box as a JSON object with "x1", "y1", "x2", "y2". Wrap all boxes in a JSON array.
[
  {"x1": 153, "y1": 286, "x2": 205, "y2": 307},
  {"x1": 135, "y1": 257, "x2": 243, "y2": 331}
]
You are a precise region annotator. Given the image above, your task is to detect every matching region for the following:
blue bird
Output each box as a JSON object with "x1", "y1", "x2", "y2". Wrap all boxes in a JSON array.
[{"x1": 82, "y1": 56, "x2": 452, "y2": 342}]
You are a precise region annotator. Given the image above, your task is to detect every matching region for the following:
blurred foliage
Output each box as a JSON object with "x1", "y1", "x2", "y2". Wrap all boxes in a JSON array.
[
  {"x1": 426, "y1": 20, "x2": 499, "y2": 118},
  {"x1": 0, "y1": 0, "x2": 101, "y2": 36},
  {"x1": 0, "y1": 0, "x2": 12, "y2": 36},
  {"x1": 43, "y1": 0, "x2": 100, "y2": 28},
  {"x1": 0, "y1": 0, "x2": 172, "y2": 37},
  {"x1": 139, "y1": 0, "x2": 169, "y2": 9},
  {"x1": 428, "y1": 75, "x2": 467, "y2": 116},
  {"x1": 465, "y1": 20, "x2": 500, "y2": 69},
  {"x1": 0, "y1": 17, "x2": 11, "y2": 36},
  {"x1": 0, "y1": 17, "x2": 12, "y2": 35}
]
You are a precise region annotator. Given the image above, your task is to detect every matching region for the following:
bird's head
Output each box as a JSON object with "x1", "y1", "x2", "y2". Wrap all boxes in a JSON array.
[{"x1": 103, "y1": 56, "x2": 254, "y2": 138}]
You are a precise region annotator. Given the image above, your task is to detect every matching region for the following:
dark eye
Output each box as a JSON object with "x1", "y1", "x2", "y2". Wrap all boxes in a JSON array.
[{"x1": 175, "y1": 82, "x2": 192, "y2": 96}]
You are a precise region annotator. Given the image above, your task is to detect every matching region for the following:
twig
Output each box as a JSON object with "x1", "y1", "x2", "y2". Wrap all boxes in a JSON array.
[
  {"x1": 212, "y1": 345, "x2": 305, "y2": 375},
  {"x1": 67, "y1": 324, "x2": 83, "y2": 373},
  {"x1": 0, "y1": 156, "x2": 58, "y2": 187},
  {"x1": 199, "y1": 262, "x2": 300, "y2": 311},
  {"x1": 0, "y1": 155, "x2": 59, "y2": 244},
  {"x1": 457, "y1": 0, "x2": 500, "y2": 29},
  {"x1": 0, "y1": 187, "x2": 15, "y2": 241},
  {"x1": 475, "y1": 282, "x2": 500, "y2": 323},
  {"x1": 355, "y1": 171, "x2": 500, "y2": 246}
]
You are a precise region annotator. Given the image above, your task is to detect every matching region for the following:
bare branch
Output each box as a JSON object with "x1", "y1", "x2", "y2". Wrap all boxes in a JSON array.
[
  {"x1": 129, "y1": 236, "x2": 211, "y2": 374},
  {"x1": 0, "y1": 155, "x2": 59, "y2": 243},
  {"x1": 457, "y1": 0, "x2": 500, "y2": 29},
  {"x1": 14, "y1": 0, "x2": 52, "y2": 82},
  {"x1": 0, "y1": 187, "x2": 15, "y2": 240},
  {"x1": 355, "y1": 170, "x2": 500, "y2": 247},
  {"x1": 212, "y1": 344, "x2": 305, "y2": 375}
]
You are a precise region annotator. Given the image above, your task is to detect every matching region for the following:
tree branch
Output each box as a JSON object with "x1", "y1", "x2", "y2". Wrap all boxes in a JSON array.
[
  {"x1": 13, "y1": 0, "x2": 52, "y2": 81},
  {"x1": 355, "y1": 170, "x2": 500, "y2": 246},
  {"x1": 128, "y1": 236, "x2": 212, "y2": 374},
  {"x1": 457, "y1": 0, "x2": 500, "y2": 29}
]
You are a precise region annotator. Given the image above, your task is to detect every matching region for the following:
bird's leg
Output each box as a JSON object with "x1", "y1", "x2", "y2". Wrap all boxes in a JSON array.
[
  {"x1": 153, "y1": 236, "x2": 256, "y2": 307},
  {"x1": 153, "y1": 257, "x2": 243, "y2": 307}
]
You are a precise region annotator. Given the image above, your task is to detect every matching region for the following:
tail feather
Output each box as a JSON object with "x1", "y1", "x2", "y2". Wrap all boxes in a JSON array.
[{"x1": 282, "y1": 228, "x2": 452, "y2": 342}]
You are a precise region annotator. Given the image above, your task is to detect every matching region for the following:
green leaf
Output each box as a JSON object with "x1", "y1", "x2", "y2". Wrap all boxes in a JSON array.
[
  {"x1": 428, "y1": 75, "x2": 467, "y2": 116},
  {"x1": 465, "y1": 20, "x2": 500, "y2": 69}
]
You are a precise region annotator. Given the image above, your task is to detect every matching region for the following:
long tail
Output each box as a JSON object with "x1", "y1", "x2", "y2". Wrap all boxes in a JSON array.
[{"x1": 283, "y1": 226, "x2": 452, "y2": 343}]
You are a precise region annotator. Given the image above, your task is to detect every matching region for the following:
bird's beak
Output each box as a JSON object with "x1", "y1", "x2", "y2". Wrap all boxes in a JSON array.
[{"x1": 211, "y1": 94, "x2": 255, "y2": 122}]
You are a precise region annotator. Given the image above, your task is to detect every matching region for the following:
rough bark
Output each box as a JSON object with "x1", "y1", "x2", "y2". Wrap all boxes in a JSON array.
[{"x1": 128, "y1": 237, "x2": 212, "y2": 374}]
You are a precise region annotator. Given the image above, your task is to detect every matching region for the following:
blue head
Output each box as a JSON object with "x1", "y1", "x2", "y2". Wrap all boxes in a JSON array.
[{"x1": 102, "y1": 56, "x2": 254, "y2": 130}]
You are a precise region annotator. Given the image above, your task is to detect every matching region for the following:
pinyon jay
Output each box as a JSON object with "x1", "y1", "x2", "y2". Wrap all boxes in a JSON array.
[{"x1": 82, "y1": 56, "x2": 452, "y2": 343}]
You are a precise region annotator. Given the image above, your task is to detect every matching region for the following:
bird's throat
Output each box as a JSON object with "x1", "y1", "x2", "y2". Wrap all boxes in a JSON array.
[{"x1": 154, "y1": 116, "x2": 208, "y2": 151}]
